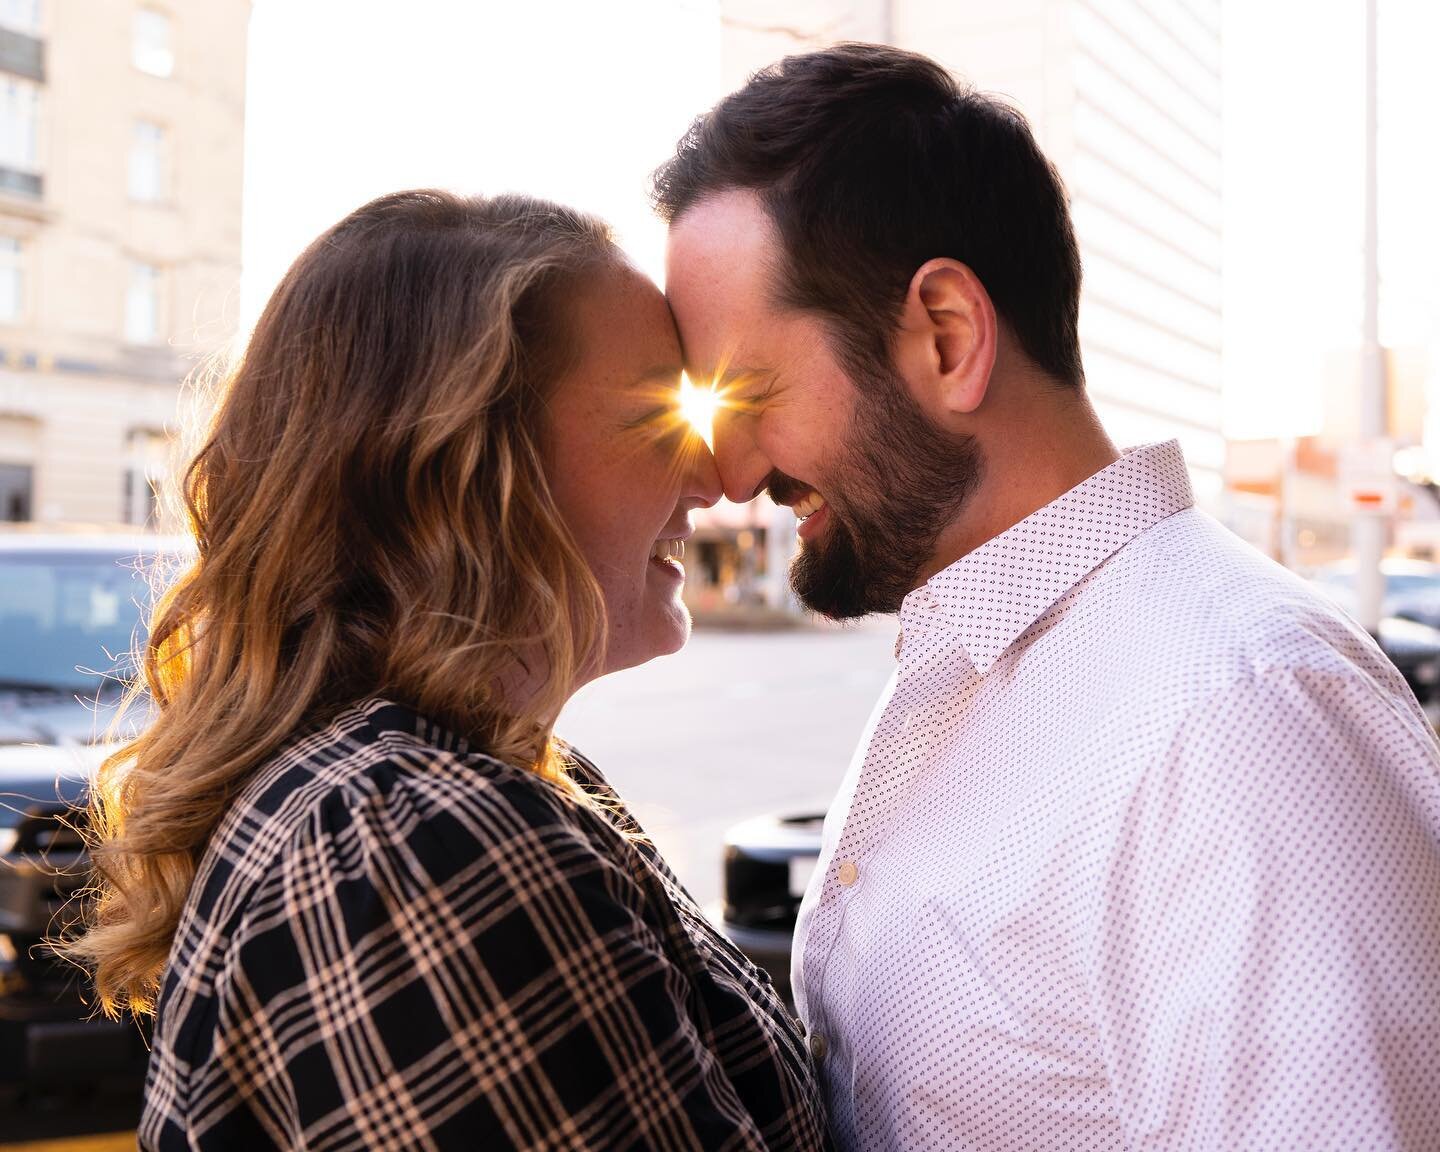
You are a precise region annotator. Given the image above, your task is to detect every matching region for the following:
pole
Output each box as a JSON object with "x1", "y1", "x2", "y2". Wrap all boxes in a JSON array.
[{"x1": 1354, "y1": 0, "x2": 1387, "y2": 637}]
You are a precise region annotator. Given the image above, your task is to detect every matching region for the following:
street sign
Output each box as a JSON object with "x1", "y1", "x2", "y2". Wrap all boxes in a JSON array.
[{"x1": 1338, "y1": 438, "x2": 1397, "y2": 514}]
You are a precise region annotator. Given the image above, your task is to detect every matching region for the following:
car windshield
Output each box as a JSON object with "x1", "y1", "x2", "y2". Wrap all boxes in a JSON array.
[
  {"x1": 1385, "y1": 573, "x2": 1440, "y2": 597},
  {"x1": 1315, "y1": 569, "x2": 1440, "y2": 598},
  {"x1": 0, "y1": 551, "x2": 159, "y2": 693}
]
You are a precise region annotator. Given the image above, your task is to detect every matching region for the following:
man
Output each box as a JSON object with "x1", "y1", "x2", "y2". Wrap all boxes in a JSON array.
[{"x1": 656, "y1": 43, "x2": 1440, "y2": 1151}]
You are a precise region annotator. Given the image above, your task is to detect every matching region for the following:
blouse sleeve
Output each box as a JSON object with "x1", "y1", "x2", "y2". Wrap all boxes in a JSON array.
[{"x1": 197, "y1": 762, "x2": 782, "y2": 1151}]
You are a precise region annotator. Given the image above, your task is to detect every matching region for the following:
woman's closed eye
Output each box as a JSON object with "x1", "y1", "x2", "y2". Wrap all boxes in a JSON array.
[{"x1": 619, "y1": 401, "x2": 702, "y2": 458}]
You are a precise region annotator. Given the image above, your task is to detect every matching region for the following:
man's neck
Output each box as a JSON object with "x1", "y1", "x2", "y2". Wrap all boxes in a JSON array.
[{"x1": 915, "y1": 396, "x2": 1120, "y2": 588}]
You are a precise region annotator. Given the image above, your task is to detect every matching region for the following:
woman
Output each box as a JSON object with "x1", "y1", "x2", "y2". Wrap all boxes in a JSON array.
[{"x1": 70, "y1": 191, "x2": 830, "y2": 1150}]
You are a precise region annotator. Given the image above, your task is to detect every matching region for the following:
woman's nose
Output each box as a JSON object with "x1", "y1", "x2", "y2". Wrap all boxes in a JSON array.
[{"x1": 685, "y1": 437, "x2": 723, "y2": 509}]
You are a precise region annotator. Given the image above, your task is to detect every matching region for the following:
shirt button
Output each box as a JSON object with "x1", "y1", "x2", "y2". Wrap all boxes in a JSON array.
[
  {"x1": 836, "y1": 859, "x2": 859, "y2": 887},
  {"x1": 809, "y1": 1033, "x2": 828, "y2": 1062}
]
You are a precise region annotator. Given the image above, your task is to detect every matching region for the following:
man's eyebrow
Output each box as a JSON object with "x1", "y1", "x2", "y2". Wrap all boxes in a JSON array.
[{"x1": 712, "y1": 363, "x2": 769, "y2": 387}]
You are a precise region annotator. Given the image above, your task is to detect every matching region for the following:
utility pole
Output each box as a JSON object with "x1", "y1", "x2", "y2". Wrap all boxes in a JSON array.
[{"x1": 1354, "y1": 0, "x2": 1387, "y2": 637}]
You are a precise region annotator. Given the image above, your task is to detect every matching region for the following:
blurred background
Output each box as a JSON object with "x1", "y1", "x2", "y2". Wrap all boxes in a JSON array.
[{"x1": 2, "y1": 0, "x2": 1439, "y2": 1143}]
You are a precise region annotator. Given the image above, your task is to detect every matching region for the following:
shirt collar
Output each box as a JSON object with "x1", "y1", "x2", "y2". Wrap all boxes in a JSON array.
[{"x1": 900, "y1": 440, "x2": 1195, "y2": 674}]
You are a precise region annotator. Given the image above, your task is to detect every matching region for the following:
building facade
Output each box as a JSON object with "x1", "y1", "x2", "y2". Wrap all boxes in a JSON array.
[
  {"x1": 0, "y1": 0, "x2": 248, "y2": 526},
  {"x1": 719, "y1": 0, "x2": 1225, "y2": 501},
  {"x1": 691, "y1": 0, "x2": 1226, "y2": 612}
]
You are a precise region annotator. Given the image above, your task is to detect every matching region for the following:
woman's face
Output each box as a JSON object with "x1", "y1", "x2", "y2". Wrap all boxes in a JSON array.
[{"x1": 543, "y1": 261, "x2": 721, "y2": 677}]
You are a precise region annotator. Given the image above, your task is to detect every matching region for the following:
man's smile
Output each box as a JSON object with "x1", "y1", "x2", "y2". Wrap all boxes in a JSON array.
[
  {"x1": 792, "y1": 490, "x2": 827, "y2": 522},
  {"x1": 767, "y1": 476, "x2": 833, "y2": 542}
]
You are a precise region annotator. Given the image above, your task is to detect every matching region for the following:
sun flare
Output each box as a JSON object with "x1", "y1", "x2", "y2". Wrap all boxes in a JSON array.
[{"x1": 678, "y1": 373, "x2": 719, "y2": 448}]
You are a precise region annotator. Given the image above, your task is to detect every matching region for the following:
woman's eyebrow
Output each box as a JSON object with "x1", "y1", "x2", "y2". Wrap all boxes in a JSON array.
[
  {"x1": 619, "y1": 367, "x2": 686, "y2": 430},
  {"x1": 635, "y1": 366, "x2": 684, "y2": 385},
  {"x1": 619, "y1": 402, "x2": 682, "y2": 432}
]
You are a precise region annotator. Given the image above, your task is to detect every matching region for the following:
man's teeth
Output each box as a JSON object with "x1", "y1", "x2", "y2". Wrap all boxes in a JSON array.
[
  {"x1": 651, "y1": 539, "x2": 685, "y2": 562},
  {"x1": 792, "y1": 491, "x2": 827, "y2": 520}
]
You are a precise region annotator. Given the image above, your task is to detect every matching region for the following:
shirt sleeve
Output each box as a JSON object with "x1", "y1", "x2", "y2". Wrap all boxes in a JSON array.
[
  {"x1": 200, "y1": 767, "x2": 777, "y2": 1151},
  {"x1": 1094, "y1": 666, "x2": 1440, "y2": 1150}
]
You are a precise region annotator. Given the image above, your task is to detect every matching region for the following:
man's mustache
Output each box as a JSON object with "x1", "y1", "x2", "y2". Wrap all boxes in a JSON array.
[{"x1": 764, "y1": 470, "x2": 811, "y2": 507}]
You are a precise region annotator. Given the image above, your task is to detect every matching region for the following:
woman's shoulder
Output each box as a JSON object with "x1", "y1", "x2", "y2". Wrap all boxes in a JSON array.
[
  {"x1": 179, "y1": 701, "x2": 609, "y2": 948},
  {"x1": 150, "y1": 704, "x2": 653, "y2": 1129},
  {"x1": 162, "y1": 703, "x2": 637, "y2": 1011}
]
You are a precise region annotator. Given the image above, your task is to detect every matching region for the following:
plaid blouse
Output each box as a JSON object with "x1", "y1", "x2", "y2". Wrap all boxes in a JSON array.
[{"x1": 140, "y1": 699, "x2": 831, "y2": 1150}]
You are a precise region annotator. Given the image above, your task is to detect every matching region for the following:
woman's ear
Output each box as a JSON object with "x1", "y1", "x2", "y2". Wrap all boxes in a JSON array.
[{"x1": 892, "y1": 258, "x2": 998, "y2": 419}]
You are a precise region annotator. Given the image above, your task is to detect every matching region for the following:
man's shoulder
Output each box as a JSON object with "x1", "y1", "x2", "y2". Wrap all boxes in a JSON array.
[
  {"x1": 1054, "y1": 506, "x2": 1422, "y2": 746},
  {"x1": 1115, "y1": 507, "x2": 1380, "y2": 667}
]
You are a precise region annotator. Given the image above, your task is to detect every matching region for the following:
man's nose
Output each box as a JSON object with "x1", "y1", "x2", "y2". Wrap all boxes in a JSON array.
[{"x1": 711, "y1": 406, "x2": 772, "y2": 504}]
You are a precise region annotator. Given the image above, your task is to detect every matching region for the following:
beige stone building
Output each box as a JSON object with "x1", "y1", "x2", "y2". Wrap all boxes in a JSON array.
[
  {"x1": 0, "y1": 0, "x2": 249, "y2": 526},
  {"x1": 685, "y1": 0, "x2": 1226, "y2": 612}
]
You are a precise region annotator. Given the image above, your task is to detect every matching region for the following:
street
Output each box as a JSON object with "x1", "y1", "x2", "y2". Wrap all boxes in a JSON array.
[{"x1": 557, "y1": 617, "x2": 898, "y2": 908}]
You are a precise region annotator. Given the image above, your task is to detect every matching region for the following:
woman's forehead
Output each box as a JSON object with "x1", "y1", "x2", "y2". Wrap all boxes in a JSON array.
[{"x1": 567, "y1": 265, "x2": 682, "y2": 385}]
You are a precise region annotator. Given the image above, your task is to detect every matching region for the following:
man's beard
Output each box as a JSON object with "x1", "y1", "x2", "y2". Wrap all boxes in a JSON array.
[{"x1": 771, "y1": 372, "x2": 983, "y2": 620}]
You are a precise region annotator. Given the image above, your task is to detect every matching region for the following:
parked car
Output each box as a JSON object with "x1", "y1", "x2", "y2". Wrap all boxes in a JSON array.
[
  {"x1": 1312, "y1": 557, "x2": 1440, "y2": 630},
  {"x1": 1366, "y1": 615, "x2": 1440, "y2": 706},
  {"x1": 1307, "y1": 570, "x2": 1440, "y2": 705},
  {"x1": 714, "y1": 813, "x2": 824, "y2": 1008},
  {"x1": 0, "y1": 529, "x2": 184, "y2": 1129}
]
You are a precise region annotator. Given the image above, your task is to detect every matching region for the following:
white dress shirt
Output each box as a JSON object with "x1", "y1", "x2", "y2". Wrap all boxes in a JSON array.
[{"x1": 793, "y1": 441, "x2": 1440, "y2": 1151}]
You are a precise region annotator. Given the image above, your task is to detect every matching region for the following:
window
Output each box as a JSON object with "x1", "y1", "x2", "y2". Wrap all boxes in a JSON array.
[
  {"x1": 0, "y1": 236, "x2": 20, "y2": 323},
  {"x1": 0, "y1": 550, "x2": 159, "y2": 691},
  {"x1": 0, "y1": 0, "x2": 41, "y2": 35},
  {"x1": 124, "y1": 427, "x2": 168, "y2": 526},
  {"x1": 0, "y1": 461, "x2": 31, "y2": 521},
  {"x1": 125, "y1": 262, "x2": 162, "y2": 344},
  {"x1": 129, "y1": 120, "x2": 167, "y2": 202},
  {"x1": 133, "y1": 8, "x2": 173, "y2": 77},
  {"x1": 0, "y1": 76, "x2": 40, "y2": 171}
]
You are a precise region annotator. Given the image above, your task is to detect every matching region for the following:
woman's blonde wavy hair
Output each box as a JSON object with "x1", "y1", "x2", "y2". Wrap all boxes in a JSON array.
[{"x1": 67, "y1": 189, "x2": 620, "y2": 1017}]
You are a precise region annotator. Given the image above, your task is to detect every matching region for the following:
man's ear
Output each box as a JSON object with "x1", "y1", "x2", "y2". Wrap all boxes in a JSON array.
[{"x1": 892, "y1": 259, "x2": 997, "y2": 418}]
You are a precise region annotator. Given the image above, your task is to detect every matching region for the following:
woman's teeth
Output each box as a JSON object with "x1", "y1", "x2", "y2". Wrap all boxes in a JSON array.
[
  {"x1": 793, "y1": 491, "x2": 827, "y2": 521},
  {"x1": 651, "y1": 538, "x2": 686, "y2": 562}
]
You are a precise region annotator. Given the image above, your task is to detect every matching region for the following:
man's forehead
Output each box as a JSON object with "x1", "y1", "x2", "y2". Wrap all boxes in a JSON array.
[
  {"x1": 671, "y1": 187, "x2": 773, "y2": 251},
  {"x1": 666, "y1": 190, "x2": 782, "y2": 369}
]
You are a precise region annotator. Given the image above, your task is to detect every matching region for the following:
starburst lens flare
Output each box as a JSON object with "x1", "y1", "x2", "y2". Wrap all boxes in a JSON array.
[{"x1": 678, "y1": 373, "x2": 719, "y2": 448}]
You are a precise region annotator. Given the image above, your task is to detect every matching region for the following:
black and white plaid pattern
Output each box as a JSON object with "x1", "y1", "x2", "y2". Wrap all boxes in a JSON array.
[{"x1": 141, "y1": 700, "x2": 831, "y2": 1150}]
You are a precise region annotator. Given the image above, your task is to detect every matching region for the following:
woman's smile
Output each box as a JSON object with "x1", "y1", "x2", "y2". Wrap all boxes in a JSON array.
[{"x1": 650, "y1": 536, "x2": 687, "y2": 581}]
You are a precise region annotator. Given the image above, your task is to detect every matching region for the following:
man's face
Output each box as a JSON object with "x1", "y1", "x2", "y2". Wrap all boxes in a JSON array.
[{"x1": 665, "y1": 190, "x2": 981, "y2": 618}]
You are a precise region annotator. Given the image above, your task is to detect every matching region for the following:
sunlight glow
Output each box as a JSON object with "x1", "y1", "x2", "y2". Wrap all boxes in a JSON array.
[{"x1": 678, "y1": 373, "x2": 719, "y2": 448}]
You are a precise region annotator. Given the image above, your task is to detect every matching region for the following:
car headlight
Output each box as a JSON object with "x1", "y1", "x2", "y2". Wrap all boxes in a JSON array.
[
  {"x1": 1415, "y1": 660, "x2": 1440, "y2": 685},
  {"x1": 0, "y1": 827, "x2": 17, "y2": 856}
]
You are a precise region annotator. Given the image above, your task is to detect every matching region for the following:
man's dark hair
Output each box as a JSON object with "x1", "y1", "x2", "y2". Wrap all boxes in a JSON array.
[{"x1": 652, "y1": 43, "x2": 1084, "y2": 388}]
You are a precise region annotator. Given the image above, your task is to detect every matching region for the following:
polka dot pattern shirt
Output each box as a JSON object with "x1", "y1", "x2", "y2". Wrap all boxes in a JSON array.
[{"x1": 792, "y1": 441, "x2": 1440, "y2": 1151}]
